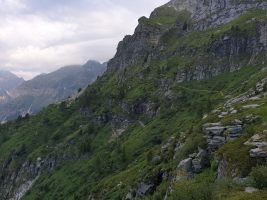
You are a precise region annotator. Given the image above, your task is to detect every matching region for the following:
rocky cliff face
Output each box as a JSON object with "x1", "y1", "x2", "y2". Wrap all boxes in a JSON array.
[
  {"x1": 108, "y1": 0, "x2": 266, "y2": 77},
  {"x1": 167, "y1": 0, "x2": 267, "y2": 29},
  {"x1": 176, "y1": 22, "x2": 267, "y2": 82},
  {"x1": 108, "y1": 18, "x2": 165, "y2": 71}
]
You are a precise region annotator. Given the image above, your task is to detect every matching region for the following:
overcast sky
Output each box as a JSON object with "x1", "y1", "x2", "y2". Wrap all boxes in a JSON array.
[{"x1": 0, "y1": 0, "x2": 169, "y2": 80}]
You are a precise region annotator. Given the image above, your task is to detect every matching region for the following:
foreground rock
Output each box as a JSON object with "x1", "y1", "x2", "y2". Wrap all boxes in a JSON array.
[
  {"x1": 245, "y1": 133, "x2": 267, "y2": 159},
  {"x1": 203, "y1": 122, "x2": 243, "y2": 152},
  {"x1": 176, "y1": 148, "x2": 210, "y2": 181}
]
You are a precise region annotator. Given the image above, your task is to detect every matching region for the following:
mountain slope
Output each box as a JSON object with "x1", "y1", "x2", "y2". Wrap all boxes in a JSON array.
[
  {"x1": 0, "y1": 1, "x2": 266, "y2": 200},
  {"x1": 0, "y1": 60, "x2": 106, "y2": 121},
  {"x1": 0, "y1": 70, "x2": 24, "y2": 104},
  {"x1": 0, "y1": 70, "x2": 24, "y2": 91}
]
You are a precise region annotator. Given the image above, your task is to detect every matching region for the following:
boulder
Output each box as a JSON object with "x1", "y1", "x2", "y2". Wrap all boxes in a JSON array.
[
  {"x1": 125, "y1": 192, "x2": 134, "y2": 200},
  {"x1": 227, "y1": 125, "x2": 242, "y2": 134},
  {"x1": 245, "y1": 187, "x2": 258, "y2": 194},
  {"x1": 217, "y1": 158, "x2": 229, "y2": 179},
  {"x1": 232, "y1": 119, "x2": 243, "y2": 125},
  {"x1": 136, "y1": 183, "x2": 154, "y2": 196},
  {"x1": 192, "y1": 149, "x2": 210, "y2": 173},
  {"x1": 203, "y1": 126, "x2": 226, "y2": 136},
  {"x1": 244, "y1": 134, "x2": 267, "y2": 158},
  {"x1": 250, "y1": 148, "x2": 267, "y2": 158},
  {"x1": 152, "y1": 156, "x2": 161, "y2": 165},
  {"x1": 244, "y1": 114, "x2": 259, "y2": 124},
  {"x1": 203, "y1": 122, "x2": 222, "y2": 127},
  {"x1": 207, "y1": 136, "x2": 226, "y2": 151},
  {"x1": 226, "y1": 125, "x2": 243, "y2": 140},
  {"x1": 230, "y1": 109, "x2": 238, "y2": 114},
  {"x1": 177, "y1": 158, "x2": 193, "y2": 173},
  {"x1": 242, "y1": 104, "x2": 260, "y2": 109},
  {"x1": 219, "y1": 112, "x2": 228, "y2": 118}
]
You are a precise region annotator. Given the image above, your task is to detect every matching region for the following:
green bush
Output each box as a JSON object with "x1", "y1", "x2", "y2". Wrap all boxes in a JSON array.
[
  {"x1": 250, "y1": 165, "x2": 267, "y2": 189},
  {"x1": 170, "y1": 181, "x2": 213, "y2": 200}
]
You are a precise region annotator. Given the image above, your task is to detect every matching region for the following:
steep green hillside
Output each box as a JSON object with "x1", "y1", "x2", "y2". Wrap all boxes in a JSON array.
[{"x1": 0, "y1": 1, "x2": 266, "y2": 200}]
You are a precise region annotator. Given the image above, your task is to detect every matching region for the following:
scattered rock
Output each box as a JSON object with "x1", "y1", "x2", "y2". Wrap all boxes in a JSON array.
[
  {"x1": 161, "y1": 136, "x2": 175, "y2": 153},
  {"x1": 203, "y1": 122, "x2": 244, "y2": 151},
  {"x1": 177, "y1": 148, "x2": 210, "y2": 176},
  {"x1": 242, "y1": 104, "x2": 260, "y2": 109},
  {"x1": 136, "y1": 183, "x2": 154, "y2": 196},
  {"x1": 226, "y1": 125, "x2": 243, "y2": 140},
  {"x1": 249, "y1": 96, "x2": 261, "y2": 101},
  {"x1": 232, "y1": 119, "x2": 243, "y2": 125},
  {"x1": 212, "y1": 109, "x2": 221, "y2": 114},
  {"x1": 177, "y1": 158, "x2": 193, "y2": 173},
  {"x1": 202, "y1": 114, "x2": 208, "y2": 119},
  {"x1": 217, "y1": 158, "x2": 229, "y2": 179},
  {"x1": 244, "y1": 134, "x2": 267, "y2": 158},
  {"x1": 203, "y1": 123, "x2": 226, "y2": 136},
  {"x1": 233, "y1": 177, "x2": 249, "y2": 185},
  {"x1": 207, "y1": 136, "x2": 226, "y2": 151},
  {"x1": 192, "y1": 149, "x2": 210, "y2": 173},
  {"x1": 125, "y1": 192, "x2": 134, "y2": 200},
  {"x1": 189, "y1": 153, "x2": 197, "y2": 158},
  {"x1": 245, "y1": 187, "x2": 258, "y2": 193},
  {"x1": 250, "y1": 148, "x2": 267, "y2": 158},
  {"x1": 152, "y1": 156, "x2": 161, "y2": 165},
  {"x1": 219, "y1": 111, "x2": 228, "y2": 118},
  {"x1": 230, "y1": 109, "x2": 238, "y2": 114},
  {"x1": 244, "y1": 114, "x2": 259, "y2": 124}
]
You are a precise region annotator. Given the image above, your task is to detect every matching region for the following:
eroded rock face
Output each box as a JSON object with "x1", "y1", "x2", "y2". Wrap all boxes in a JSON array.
[
  {"x1": 136, "y1": 183, "x2": 154, "y2": 196},
  {"x1": 217, "y1": 157, "x2": 229, "y2": 179},
  {"x1": 108, "y1": 20, "x2": 164, "y2": 71},
  {"x1": 175, "y1": 28, "x2": 267, "y2": 83},
  {"x1": 0, "y1": 156, "x2": 57, "y2": 200},
  {"x1": 176, "y1": 148, "x2": 210, "y2": 181},
  {"x1": 226, "y1": 77, "x2": 267, "y2": 107},
  {"x1": 203, "y1": 122, "x2": 243, "y2": 151},
  {"x1": 245, "y1": 133, "x2": 267, "y2": 158},
  {"x1": 108, "y1": 0, "x2": 266, "y2": 73},
  {"x1": 192, "y1": 149, "x2": 210, "y2": 173},
  {"x1": 178, "y1": 158, "x2": 193, "y2": 173},
  {"x1": 167, "y1": 0, "x2": 267, "y2": 30}
]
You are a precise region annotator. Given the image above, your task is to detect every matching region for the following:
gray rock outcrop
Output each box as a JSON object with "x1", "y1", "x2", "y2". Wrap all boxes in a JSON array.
[
  {"x1": 203, "y1": 122, "x2": 243, "y2": 151},
  {"x1": 245, "y1": 133, "x2": 267, "y2": 159},
  {"x1": 167, "y1": 0, "x2": 267, "y2": 30}
]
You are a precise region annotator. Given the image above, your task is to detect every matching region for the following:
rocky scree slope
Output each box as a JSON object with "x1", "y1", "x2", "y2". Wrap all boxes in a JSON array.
[
  {"x1": 0, "y1": 60, "x2": 106, "y2": 122},
  {"x1": 0, "y1": 0, "x2": 267, "y2": 200}
]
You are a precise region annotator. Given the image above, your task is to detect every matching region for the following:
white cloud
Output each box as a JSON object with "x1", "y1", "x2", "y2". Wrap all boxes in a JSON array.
[
  {"x1": 0, "y1": 0, "x2": 26, "y2": 13},
  {"x1": 0, "y1": 0, "x2": 169, "y2": 80}
]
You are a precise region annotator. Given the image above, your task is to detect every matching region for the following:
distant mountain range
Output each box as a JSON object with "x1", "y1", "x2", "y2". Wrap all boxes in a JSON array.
[
  {"x1": 0, "y1": 70, "x2": 24, "y2": 91},
  {"x1": 0, "y1": 70, "x2": 24, "y2": 104},
  {"x1": 0, "y1": 60, "x2": 106, "y2": 122}
]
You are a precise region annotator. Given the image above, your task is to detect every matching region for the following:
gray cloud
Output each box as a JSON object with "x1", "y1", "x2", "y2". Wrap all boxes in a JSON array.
[{"x1": 0, "y1": 0, "x2": 169, "y2": 80}]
